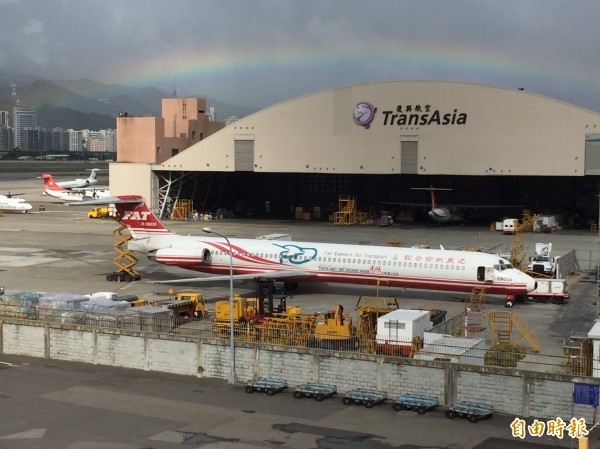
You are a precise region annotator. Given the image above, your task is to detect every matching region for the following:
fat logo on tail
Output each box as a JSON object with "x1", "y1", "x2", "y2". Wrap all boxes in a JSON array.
[{"x1": 115, "y1": 198, "x2": 172, "y2": 239}]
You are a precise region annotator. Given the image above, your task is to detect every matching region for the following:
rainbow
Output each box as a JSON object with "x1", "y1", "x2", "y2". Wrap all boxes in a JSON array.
[{"x1": 56, "y1": 39, "x2": 595, "y2": 110}]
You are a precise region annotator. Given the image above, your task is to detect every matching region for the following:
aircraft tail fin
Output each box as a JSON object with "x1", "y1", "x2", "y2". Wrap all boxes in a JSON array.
[
  {"x1": 41, "y1": 173, "x2": 67, "y2": 192},
  {"x1": 88, "y1": 169, "x2": 100, "y2": 180},
  {"x1": 429, "y1": 184, "x2": 439, "y2": 209},
  {"x1": 67, "y1": 195, "x2": 173, "y2": 240},
  {"x1": 116, "y1": 196, "x2": 173, "y2": 239}
]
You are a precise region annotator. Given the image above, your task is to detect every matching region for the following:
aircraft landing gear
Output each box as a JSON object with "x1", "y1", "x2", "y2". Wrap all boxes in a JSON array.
[{"x1": 284, "y1": 282, "x2": 298, "y2": 291}]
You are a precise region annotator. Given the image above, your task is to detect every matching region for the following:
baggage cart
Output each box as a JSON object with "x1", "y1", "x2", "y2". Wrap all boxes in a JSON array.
[
  {"x1": 341, "y1": 388, "x2": 387, "y2": 408},
  {"x1": 244, "y1": 377, "x2": 287, "y2": 396},
  {"x1": 293, "y1": 383, "x2": 337, "y2": 401},
  {"x1": 392, "y1": 393, "x2": 439, "y2": 414},
  {"x1": 445, "y1": 401, "x2": 493, "y2": 423}
]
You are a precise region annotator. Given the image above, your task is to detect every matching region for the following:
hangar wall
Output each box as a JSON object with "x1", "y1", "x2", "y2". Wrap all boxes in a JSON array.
[
  {"x1": 2, "y1": 319, "x2": 597, "y2": 422},
  {"x1": 109, "y1": 162, "x2": 154, "y2": 204},
  {"x1": 156, "y1": 81, "x2": 600, "y2": 177}
]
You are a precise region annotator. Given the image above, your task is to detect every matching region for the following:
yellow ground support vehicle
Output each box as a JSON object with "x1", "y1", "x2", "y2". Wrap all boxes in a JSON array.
[
  {"x1": 174, "y1": 291, "x2": 206, "y2": 318},
  {"x1": 309, "y1": 305, "x2": 358, "y2": 350},
  {"x1": 130, "y1": 291, "x2": 206, "y2": 318},
  {"x1": 88, "y1": 207, "x2": 110, "y2": 218}
]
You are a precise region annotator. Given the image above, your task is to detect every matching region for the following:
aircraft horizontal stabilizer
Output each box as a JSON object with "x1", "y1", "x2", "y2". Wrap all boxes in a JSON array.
[{"x1": 151, "y1": 270, "x2": 317, "y2": 284}]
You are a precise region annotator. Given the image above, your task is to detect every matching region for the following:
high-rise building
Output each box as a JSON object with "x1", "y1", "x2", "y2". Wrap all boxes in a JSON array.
[
  {"x1": 68, "y1": 129, "x2": 83, "y2": 152},
  {"x1": 0, "y1": 110, "x2": 9, "y2": 128},
  {"x1": 0, "y1": 127, "x2": 14, "y2": 152},
  {"x1": 13, "y1": 107, "x2": 37, "y2": 149}
]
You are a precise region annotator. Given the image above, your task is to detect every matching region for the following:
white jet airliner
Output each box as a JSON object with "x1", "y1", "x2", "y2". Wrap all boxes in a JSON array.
[
  {"x1": 0, "y1": 195, "x2": 32, "y2": 213},
  {"x1": 69, "y1": 195, "x2": 536, "y2": 303},
  {"x1": 53, "y1": 168, "x2": 101, "y2": 189}
]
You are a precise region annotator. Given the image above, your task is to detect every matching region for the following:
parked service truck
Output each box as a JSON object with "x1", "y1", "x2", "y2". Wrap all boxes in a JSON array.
[
  {"x1": 502, "y1": 218, "x2": 518, "y2": 234},
  {"x1": 527, "y1": 243, "x2": 556, "y2": 277},
  {"x1": 533, "y1": 215, "x2": 558, "y2": 233}
]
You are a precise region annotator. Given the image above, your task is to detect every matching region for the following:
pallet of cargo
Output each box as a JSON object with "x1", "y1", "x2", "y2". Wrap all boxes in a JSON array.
[
  {"x1": 445, "y1": 401, "x2": 493, "y2": 423},
  {"x1": 244, "y1": 377, "x2": 288, "y2": 396},
  {"x1": 341, "y1": 388, "x2": 387, "y2": 408},
  {"x1": 293, "y1": 383, "x2": 337, "y2": 401},
  {"x1": 392, "y1": 393, "x2": 439, "y2": 414}
]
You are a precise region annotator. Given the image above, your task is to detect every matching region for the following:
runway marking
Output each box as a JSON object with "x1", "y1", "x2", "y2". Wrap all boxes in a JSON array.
[
  {"x1": 0, "y1": 247, "x2": 113, "y2": 268},
  {"x1": 0, "y1": 428, "x2": 46, "y2": 439}
]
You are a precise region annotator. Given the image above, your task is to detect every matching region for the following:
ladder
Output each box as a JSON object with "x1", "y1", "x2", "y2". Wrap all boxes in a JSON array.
[
  {"x1": 333, "y1": 194, "x2": 358, "y2": 225},
  {"x1": 469, "y1": 287, "x2": 486, "y2": 312},
  {"x1": 486, "y1": 311, "x2": 540, "y2": 352}
]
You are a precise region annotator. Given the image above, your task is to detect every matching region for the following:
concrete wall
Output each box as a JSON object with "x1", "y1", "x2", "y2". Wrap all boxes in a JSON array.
[{"x1": 1, "y1": 319, "x2": 598, "y2": 422}]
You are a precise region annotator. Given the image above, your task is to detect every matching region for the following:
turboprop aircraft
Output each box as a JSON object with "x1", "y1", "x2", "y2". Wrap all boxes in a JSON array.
[
  {"x1": 41, "y1": 174, "x2": 83, "y2": 202},
  {"x1": 51, "y1": 168, "x2": 101, "y2": 189},
  {"x1": 383, "y1": 185, "x2": 524, "y2": 224},
  {"x1": 69, "y1": 195, "x2": 537, "y2": 302},
  {"x1": 0, "y1": 195, "x2": 32, "y2": 213},
  {"x1": 412, "y1": 185, "x2": 465, "y2": 224}
]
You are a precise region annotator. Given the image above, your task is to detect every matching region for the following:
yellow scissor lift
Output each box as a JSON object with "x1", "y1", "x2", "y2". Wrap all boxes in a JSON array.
[{"x1": 105, "y1": 222, "x2": 141, "y2": 282}]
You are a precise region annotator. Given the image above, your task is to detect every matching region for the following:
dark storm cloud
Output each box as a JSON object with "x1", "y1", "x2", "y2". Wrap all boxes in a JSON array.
[{"x1": 1, "y1": 0, "x2": 600, "y2": 109}]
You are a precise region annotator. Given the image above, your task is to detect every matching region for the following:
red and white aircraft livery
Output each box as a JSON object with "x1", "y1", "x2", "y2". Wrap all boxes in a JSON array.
[
  {"x1": 70, "y1": 195, "x2": 537, "y2": 301},
  {"x1": 41, "y1": 174, "x2": 84, "y2": 202}
]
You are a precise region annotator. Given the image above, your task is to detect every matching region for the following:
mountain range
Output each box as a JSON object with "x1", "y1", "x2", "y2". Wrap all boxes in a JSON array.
[{"x1": 0, "y1": 71, "x2": 258, "y2": 130}]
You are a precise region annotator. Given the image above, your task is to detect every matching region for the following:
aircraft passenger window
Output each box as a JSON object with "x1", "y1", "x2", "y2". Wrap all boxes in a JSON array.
[
  {"x1": 409, "y1": 263, "x2": 412, "y2": 267},
  {"x1": 445, "y1": 265, "x2": 449, "y2": 270},
  {"x1": 419, "y1": 263, "x2": 422, "y2": 268}
]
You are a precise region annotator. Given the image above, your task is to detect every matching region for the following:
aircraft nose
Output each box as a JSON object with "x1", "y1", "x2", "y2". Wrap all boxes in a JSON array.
[{"x1": 526, "y1": 276, "x2": 537, "y2": 292}]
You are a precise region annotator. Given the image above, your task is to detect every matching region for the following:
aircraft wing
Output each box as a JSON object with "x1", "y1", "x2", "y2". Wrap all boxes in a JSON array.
[
  {"x1": 65, "y1": 196, "x2": 143, "y2": 206},
  {"x1": 151, "y1": 270, "x2": 317, "y2": 284},
  {"x1": 381, "y1": 200, "x2": 430, "y2": 208},
  {"x1": 381, "y1": 200, "x2": 524, "y2": 210}
]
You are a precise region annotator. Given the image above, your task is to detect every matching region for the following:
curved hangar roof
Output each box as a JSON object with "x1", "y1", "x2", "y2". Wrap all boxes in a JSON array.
[{"x1": 157, "y1": 81, "x2": 600, "y2": 177}]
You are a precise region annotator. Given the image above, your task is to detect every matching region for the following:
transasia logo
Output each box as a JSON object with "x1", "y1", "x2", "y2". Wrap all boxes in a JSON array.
[{"x1": 382, "y1": 108, "x2": 468, "y2": 126}]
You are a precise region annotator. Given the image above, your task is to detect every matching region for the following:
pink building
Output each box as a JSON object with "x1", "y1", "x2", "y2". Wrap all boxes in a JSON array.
[{"x1": 116, "y1": 98, "x2": 225, "y2": 163}]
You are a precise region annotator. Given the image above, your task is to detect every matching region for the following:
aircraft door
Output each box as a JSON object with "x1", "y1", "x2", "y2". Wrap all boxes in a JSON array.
[{"x1": 477, "y1": 266, "x2": 494, "y2": 282}]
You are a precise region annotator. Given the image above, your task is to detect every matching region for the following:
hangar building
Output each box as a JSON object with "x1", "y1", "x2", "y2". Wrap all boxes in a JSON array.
[{"x1": 110, "y1": 81, "x2": 600, "y2": 226}]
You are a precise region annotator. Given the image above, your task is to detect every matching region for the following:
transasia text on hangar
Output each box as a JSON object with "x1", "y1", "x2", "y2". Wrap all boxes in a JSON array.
[{"x1": 110, "y1": 81, "x2": 600, "y2": 224}]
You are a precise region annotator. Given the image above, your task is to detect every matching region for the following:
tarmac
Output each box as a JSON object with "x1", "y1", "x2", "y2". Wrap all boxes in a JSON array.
[{"x1": 1, "y1": 170, "x2": 600, "y2": 448}]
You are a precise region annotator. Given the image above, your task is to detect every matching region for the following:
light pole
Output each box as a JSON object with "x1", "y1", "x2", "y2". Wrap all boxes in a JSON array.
[{"x1": 203, "y1": 227, "x2": 236, "y2": 384}]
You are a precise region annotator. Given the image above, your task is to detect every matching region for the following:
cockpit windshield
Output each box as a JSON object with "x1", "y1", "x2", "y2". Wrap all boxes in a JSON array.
[{"x1": 494, "y1": 259, "x2": 515, "y2": 271}]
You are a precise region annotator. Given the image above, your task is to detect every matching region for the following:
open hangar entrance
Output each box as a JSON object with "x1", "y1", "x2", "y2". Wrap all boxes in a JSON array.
[{"x1": 153, "y1": 170, "x2": 600, "y2": 227}]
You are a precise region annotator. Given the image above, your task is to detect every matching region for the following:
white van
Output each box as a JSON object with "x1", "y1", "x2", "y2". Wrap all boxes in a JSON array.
[{"x1": 503, "y1": 218, "x2": 518, "y2": 235}]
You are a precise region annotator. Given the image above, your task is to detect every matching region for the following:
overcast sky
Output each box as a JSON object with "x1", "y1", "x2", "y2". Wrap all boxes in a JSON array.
[{"x1": 1, "y1": 0, "x2": 600, "y2": 110}]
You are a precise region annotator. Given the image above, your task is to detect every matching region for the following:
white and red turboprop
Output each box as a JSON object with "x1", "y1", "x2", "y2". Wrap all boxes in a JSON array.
[{"x1": 69, "y1": 195, "x2": 536, "y2": 303}]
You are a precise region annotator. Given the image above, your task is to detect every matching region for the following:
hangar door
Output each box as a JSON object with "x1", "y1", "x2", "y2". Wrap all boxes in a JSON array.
[
  {"x1": 400, "y1": 140, "x2": 418, "y2": 174},
  {"x1": 235, "y1": 140, "x2": 254, "y2": 171},
  {"x1": 585, "y1": 135, "x2": 600, "y2": 175}
]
